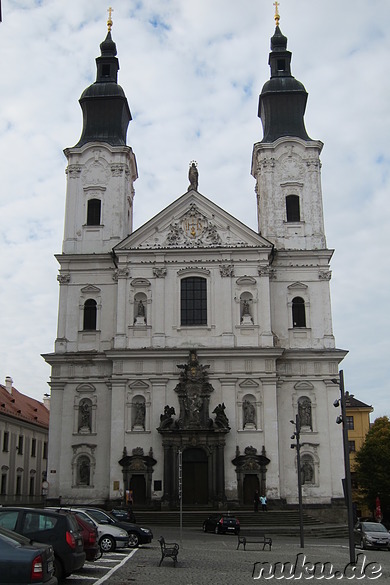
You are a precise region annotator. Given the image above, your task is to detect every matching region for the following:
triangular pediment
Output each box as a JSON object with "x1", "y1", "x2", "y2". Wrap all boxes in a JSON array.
[
  {"x1": 115, "y1": 191, "x2": 272, "y2": 252},
  {"x1": 81, "y1": 284, "x2": 101, "y2": 293},
  {"x1": 288, "y1": 282, "x2": 308, "y2": 290}
]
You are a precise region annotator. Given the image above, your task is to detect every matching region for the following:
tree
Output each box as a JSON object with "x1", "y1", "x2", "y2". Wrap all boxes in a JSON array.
[{"x1": 355, "y1": 416, "x2": 390, "y2": 521}]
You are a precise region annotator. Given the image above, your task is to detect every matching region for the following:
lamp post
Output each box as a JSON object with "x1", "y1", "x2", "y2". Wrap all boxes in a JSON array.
[
  {"x1": 290, "y1": 414, "x2": 304, "y2": 548},
  {"x1": 332, "y1": 370, "x2": 355, "y2": 565}
]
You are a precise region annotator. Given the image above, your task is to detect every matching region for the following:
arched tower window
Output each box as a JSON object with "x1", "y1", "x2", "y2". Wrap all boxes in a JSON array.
[
  {"x1": 86, "y1": 199, "x2": 101, "y2": 226},
  {"x1": 292, "y1": 297, "x2": 306, "y2": 327},
  {"x1": 181, "y1": 277, "x2": 207, "y2": 326},
  {"x1": 286, "y1": 195, "x2": 300, "y2": 222},
  {"x1": 83, "y1": 299, "x2": 97, "y2": 330}
]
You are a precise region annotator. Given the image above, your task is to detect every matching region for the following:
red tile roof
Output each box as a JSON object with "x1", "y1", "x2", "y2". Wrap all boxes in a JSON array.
[{"x1": 0, "y1": 383, "x2": 49, "y2": 428}]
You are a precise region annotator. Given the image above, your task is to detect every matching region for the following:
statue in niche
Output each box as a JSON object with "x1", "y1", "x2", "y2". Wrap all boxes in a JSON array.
[
  {"x1": 133, "y1": 401, "x2": 146, "y2": 429},
  {"x1": 213, "y1": 403, "x2": 230, "y2": 429},
  {"x1": 241, "y1": 298, "x2": 253, "y2": 324},
  {"x1": 243, "y1": 399, "x2": 256, "y2": 428},
  {"x1": 183, "y1": 392, "x2": 203, "y2": 425},
  {"x1": 298, "y1": 397, "x2": 312, "y2": 429},
  {"x1": 78, "y1": 458, "x2": 90, "y2": 485},
  {"x1": 301, "y1": 460, "x2": 314, "y2": 484},
  {"x1": 188, "y1": 161, "x2": 199, "y2": 191},
  {"x1": 79, "y1": 400, "x2": 91, "y2": 433},
  {"x1": 134, "y1": 299, "x2": 146, "y2": 326}
]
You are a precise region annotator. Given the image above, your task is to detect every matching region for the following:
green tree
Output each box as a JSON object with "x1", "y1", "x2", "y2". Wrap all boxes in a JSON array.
[{"x1": 355, "y1": 416, "x2": 390, "y2": 521}]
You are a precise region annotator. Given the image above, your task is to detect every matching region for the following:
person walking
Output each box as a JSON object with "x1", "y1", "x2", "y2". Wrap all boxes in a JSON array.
[{"x1": 260, "y1": 494, "x2": 267, "y2": 511}]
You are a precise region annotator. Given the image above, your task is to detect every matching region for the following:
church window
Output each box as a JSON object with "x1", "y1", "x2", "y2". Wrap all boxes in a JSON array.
[
  {"x1": 277, "y1": 59, "x2": 286, "y2": 71},
  {"x1": 83, "y1": 299, "x2": 97, "y2": 330},
  {"x1": 286, "y1": 195, "x2": 300, "y2": 222},
  {"x1": 102, "y1": 64, "x2": 110, "y2": 77},
  {"x1": 87, "y1": 198, "x2": 101, "y2": 226},
  {"x1": 292, "y1": 297, "x2": 306, "y2": 327},
  {"x1": 180, "y1": 277, "x2": 207, "y2": 326}
]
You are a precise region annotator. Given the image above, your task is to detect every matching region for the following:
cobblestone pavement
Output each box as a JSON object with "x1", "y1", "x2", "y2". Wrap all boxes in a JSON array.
[{"x1": 107, "y1": 527, "x2": 390, "y2": 584}]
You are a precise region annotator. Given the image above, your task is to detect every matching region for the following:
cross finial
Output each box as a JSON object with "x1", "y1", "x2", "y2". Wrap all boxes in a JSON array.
[
  {"x1": 273, "y1": 1, "x2": 280, "y2": 26},
  {"x1": 107, "y1": 7, "x2": 114, "y2": 32}
]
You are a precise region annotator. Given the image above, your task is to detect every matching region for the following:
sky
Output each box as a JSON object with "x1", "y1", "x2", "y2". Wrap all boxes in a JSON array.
[{"x1": 0, "y1": 0, "x2": 389, "y2": 420}]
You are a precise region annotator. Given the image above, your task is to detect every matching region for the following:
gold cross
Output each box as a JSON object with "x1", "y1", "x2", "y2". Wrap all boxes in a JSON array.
[
  {"x1": 273, "y1": 1, "x2": 280, "y2": 26},
  {"x1": 107, "y1": 6, "x2": 114, "y2": 31}
]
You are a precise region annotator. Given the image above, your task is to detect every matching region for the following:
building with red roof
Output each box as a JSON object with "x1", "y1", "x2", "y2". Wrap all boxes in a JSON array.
[{"x1": 0, "y1": 376, "x2": 49, "y2": 504}]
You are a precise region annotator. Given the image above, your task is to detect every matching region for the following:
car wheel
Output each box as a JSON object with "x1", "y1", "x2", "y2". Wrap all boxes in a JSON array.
[
  {"x1": 100, "y1": 535, "x2": 116, "y2": 553},
  {"x1": 202, "y1": 524, "x2": 207, "y2": 532},
  {"x1": 128, "y1": 532, "x2": 139, "y2": 548},
  {"x1": 214, "y1": 526, "x2": 219, "y2": 535},
  {"x1": 53, "y1": 557, "x2": 63, "y2": 581}
]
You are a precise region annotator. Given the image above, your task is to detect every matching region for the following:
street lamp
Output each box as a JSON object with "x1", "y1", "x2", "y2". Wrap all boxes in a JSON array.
[
  {"x1": 332, "y1": 370, "x2": 356, "y2": 565},
  {"x1": 290, "y1": 414, "x2": 304, "y2": 548}
]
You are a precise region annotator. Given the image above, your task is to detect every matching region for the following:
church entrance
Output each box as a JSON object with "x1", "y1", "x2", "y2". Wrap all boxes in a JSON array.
[
  {"x1": 243, "y1": 474, "x2": 259, "y2": 506},
  {"x1": 130, "y1": 474, "x2": 146, "y2": 506},
  {"x1": 182, "y1": 448, "x2": 208, "y2": 505}
]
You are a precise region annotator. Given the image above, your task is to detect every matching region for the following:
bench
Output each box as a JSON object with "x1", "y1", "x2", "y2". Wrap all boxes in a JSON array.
[
  {"x1": 237, "y1": 532, "x2": 272, "y2": 551},
  {"x1": 158, "y1": 536, "x2": 179, "y2": 567}
]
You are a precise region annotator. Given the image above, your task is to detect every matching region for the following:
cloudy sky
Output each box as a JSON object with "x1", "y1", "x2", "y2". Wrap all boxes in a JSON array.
[{"x1": 0, "y1": 0, "x2": 389, "y2": 420}]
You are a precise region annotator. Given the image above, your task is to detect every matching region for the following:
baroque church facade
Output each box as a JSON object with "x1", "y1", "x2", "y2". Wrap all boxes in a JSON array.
[{"x1": 43, "y1": 17, "x2": 347, "y2": 511}]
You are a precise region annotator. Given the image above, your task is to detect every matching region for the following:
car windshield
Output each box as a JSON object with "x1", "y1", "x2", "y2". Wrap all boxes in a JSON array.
[
  {"x1": 85, "y1": 509, "x2": 111, "y2": 523},
  {"x1": 362, "y1": 522, "x2": 387, "y2": 533}
]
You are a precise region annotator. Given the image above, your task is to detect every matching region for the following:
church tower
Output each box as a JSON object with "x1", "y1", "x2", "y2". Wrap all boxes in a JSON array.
[
  {"x1": 62, "y1": 13, "x2": 137, "y2": 255},
  {"x1": 252, "y1": 9, "x2": 325, "y2": 251}
]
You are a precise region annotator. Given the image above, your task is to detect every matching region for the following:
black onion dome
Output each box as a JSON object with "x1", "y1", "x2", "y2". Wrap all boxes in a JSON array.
[
  {"x1": 258, "y1": 26, "x2": 312, "y2": 143},
  {"x1": 74, "y1": 31, "x2": 131, "y2": 147}
]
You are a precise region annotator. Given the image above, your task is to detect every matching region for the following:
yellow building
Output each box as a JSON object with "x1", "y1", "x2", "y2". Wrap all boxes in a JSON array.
[{"x1": 345, "y1": 392, "x2": 373, "y2": 518}]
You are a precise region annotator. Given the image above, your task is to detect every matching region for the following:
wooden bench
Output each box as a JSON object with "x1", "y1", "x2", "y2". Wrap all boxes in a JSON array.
[
  {"x1": 237, "y1": 532, "x2": 272, "y2": 551},
  {"x1": 158, "y1": 536, "x2": 179, "y2": 567}
]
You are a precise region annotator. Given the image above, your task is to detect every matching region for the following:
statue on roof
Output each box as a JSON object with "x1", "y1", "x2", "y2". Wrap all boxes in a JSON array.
[{"x1": 188, "y1": 161, "x2": 199, "y2": 191}]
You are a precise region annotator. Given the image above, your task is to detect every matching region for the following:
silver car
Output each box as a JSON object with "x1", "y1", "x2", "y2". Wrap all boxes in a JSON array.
[
  {"x1": 354, "y1": 521, "x2": 390, "y2": 550},
  {"x1": 48, "y1": 507, "x2": 129, "y2": 553}
]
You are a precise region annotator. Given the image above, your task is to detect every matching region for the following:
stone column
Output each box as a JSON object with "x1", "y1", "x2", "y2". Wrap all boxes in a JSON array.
[
  {"x1": 113, "y1": 267, "x2": 129, "y2": 349},
  {"x1": 258, "y1": 266, "x2": 274, "y2": 346}
]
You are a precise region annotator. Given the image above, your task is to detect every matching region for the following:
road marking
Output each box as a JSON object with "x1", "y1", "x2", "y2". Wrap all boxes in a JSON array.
[{"x1": 93, "y1": 549, "x2": 139, "y2": 585}]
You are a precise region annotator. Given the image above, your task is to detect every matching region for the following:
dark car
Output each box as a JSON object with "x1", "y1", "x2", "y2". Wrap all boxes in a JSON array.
[
  {"x1": 0, "y1": 507, "x2": 85, "y2": 581},
  {"x1": 56, "y1": 510, "x2": 100, "y2": 562},
  {"x1": 110, "y1": 508, "x2": 136, "y2": 523},
  {"x1": 202, "y1": 513, "x2": 240, "y2": 535},
  {"x1": 354, "y1": 521, "x2": 390, "y2": 550},
  {"x1": 0, "y1": 526, "x2": 57, "y2": 585},
  {"x1": 78, "y1": 507, "x2": 153, "y2": 548}
]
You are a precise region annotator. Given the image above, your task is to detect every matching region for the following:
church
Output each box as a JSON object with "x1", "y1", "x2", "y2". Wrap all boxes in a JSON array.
[{"x1": 43, "y1": 10, "x2": 347, "y2": 513}]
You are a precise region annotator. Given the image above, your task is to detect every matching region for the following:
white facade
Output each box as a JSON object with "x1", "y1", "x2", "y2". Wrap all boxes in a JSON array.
[{"x1": 44, "y1": 25, "x2": 346, "y2": 511}]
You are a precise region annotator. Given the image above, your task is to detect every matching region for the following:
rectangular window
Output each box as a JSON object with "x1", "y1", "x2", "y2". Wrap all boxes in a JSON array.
[
  {"x1": 2, "y1": 431, "x2": 9, "y2": 452},
  {"x1": 348, "y1": 440, "x2": 356, "y2": 453},
  {"x1": 1, "y1": 474, "x2": 7, "y2": 495},
  {"x1": 31, "y1": 438, "x2": 36, "y2": 458},
  {"x1": 16, "y1": 476, "x2": 22, "y2": 496},
  {"x1": 17, "y1": 435, "x2": 24, "y2": 455},
  {"x1": 181, "y1": 277, "x2": 207, "y2": 326},
  {"x1": 43, "y1": 442, "x2": 48, "y2": 460},
  {"x1": 346, "y1": 416, "x2": 354, "y2": 430},
  {"x1": 29, "y1": 477, "x2": 35, "y2": 496}
]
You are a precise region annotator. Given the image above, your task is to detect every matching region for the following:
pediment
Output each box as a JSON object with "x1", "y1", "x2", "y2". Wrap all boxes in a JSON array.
[
  {"x1": 81, "y1": 284, "x2": 101, "y2": 293},
  {"x1": 294, "y1": 381, "x2": 314, "y2": 391},
  {"x1": 287, "y1": 282, "x2": 308, "y2": 290},
  {"x1": 115, "y1": 191, "x2": 272, "y2": 252},
  {"x1": 239, "y1": 379, "x2": 259, "y2": 388}
]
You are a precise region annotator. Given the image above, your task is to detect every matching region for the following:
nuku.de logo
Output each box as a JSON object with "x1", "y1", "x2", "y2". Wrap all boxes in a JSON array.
[{"x1": 252, "y1": 553, "x2": 382, "y2": 580}]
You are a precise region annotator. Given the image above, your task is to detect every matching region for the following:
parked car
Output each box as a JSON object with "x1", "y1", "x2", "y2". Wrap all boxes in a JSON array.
[
  {"x1": 48, "y1": 507, "x2": 129, "y2": 553},
  {"x1": 0, "y1": 507, "x2": 85, "y2": 581},
  {"x1": 202, "y1": 513, "x2": 240, "y2": 535},
  {"x1": 110, "y1": 507, "x2": 136, "y2": 523},
  {"x1": 78, "y1": 507, "x2": 153, "y2": 548},
  {"x1": 354, "y1": 521, "x2": 390, "y2": 550},
  {"x1": 0, "y1": 525, "x2": 57, "y2": 585},
  {"x1": 55, "y1": 510, "x2": 100, "y2": 562}
]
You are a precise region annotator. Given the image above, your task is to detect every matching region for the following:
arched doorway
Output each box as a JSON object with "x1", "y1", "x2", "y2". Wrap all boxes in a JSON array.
[
  {"x1": 130, "y1": 474, "x2": 146, "y2": 506},
  {"x1": 243, "y1": 474, "x2": 259, "y2": 505},
  {"x1": 182, "y1": 448, "x2": 208, "y2": 505}
]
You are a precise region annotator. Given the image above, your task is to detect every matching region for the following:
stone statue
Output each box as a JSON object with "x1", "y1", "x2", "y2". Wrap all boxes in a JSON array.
[
  {"x1": 159, "y1": 405, "x2": 176, "y2": 429},
  {"x1": 243, "y1": 400, "x2": 256, "y2": 426},
  {"x1": 79, "y1": 400, "x2": 91, "y2": 432},
  {"x1": 298, "y1": 397, "x2": 312, "y2": 428},
  {"x1": 301, "y1": 460, "x2": 314, "y2": 484},
  {"x1": 133, "y1": 401, "x2": 146, "y2": 428},
  {"x1": 213, "y1": 403, "x2": 230, "y2": 429},
  {"x1": 188, "y1": 161, "x2": 199, "y2": 191},
  {"x1": 137, "y1": 300, "x2": 145, "y2": 317}
]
